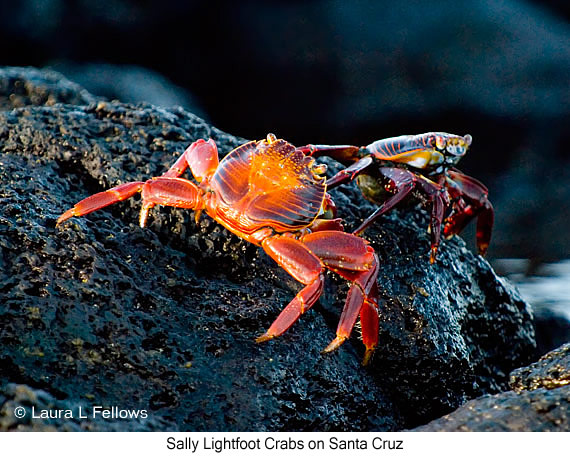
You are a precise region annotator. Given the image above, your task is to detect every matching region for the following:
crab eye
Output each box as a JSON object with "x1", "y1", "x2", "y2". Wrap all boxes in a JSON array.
[
  {"x1": 446, "y1": 144, "x2": 463, "y2": 157},
  {"x1": 434, "y1": 135, "x2": 447, "y2": 151},
  {"x1": 313, "y1": 163, "x2": 327, "y2": 175},
  {"x1": 445, "y1": 135, "x2": 471, "y2": 158}
]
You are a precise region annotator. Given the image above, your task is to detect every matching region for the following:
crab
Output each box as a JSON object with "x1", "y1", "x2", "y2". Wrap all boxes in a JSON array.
[
  {"x1": 297, "y1": 132, "x2": 493, "y2": 263},
  {"x1": 57, "y1": 133, "x2": 381, "y2": 364}
]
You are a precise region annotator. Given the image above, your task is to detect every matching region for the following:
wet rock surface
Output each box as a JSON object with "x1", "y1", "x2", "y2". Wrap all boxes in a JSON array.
[
  {"x1": 509, "y1": 343, "x2": 570, "y2": 392},
  {"x1": 0, "y1": 68, "x2": 537, "y2": 431},
  {"x1": 415, "y1": 343, "x2": 570, "y2": 431}
]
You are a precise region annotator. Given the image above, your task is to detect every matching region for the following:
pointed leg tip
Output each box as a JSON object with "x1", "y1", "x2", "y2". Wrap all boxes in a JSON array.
[
  {"x1": 255, "y1": 332, "x2": 274, "y2": 344},
  {"x1": 362, "y1": 348, "x2": 375, "y2": 366},
  {"x1": 429, "y1": 247, "x2": 438, "y2": 264},
  {"x1": 353, "y1": 226, "x2": 365, "y2": 236},
  {"x1": 321, "y1": 336, "x2": 346, "y2": 354},
  {"x1": 56, "y1": 210, "x2": 74, "y2": 226}
]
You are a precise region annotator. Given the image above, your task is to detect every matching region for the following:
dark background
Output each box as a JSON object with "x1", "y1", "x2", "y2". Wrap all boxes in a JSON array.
[{"x1": 1, "y1": 0, "x2": 569, "y2": 262}]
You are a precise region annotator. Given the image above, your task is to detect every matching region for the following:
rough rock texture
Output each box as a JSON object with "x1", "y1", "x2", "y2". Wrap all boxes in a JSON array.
[
  {"x1": 0, "y1": 68, "x2": 536, "y2": 431},
  {"x1": 413, "y1": 386, "x2": 569, "y2": 431},
  {"x1": 0, "y1": 383, "x2": 170, "y2": 431},
  {"x1": 0, "y1": 67, "x2": 96, "y2": 111},
  {"x1": 509, "y1": 343, "x2": 570, "y2": 392},
  {"x1": 415, "y1": 343, "x2": 570, "y2": 431}
]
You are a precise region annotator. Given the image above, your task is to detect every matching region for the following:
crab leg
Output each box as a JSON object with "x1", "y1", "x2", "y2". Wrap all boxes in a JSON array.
[
  {"x1": 57, "y1": 181, "x2": 145, "y2": 224},
  {"x1": 445, "y1": 170, "x2": 494, "y2": 255},
  {"x1": 162, "y1": 138, "x2": 219, "y2": 182},
  {"x1": 257, "y1": 236, "x2": 326, "y2": 343},
  {"x1": 475, "y1": 202, "x2": 494, "y2": 256},
  {"x1": 137, "y1": 177, "x2": 204, "y2": 227},
  {"x1": 326, "y1": 156, "x2": 375, "y2": 189},
  {"x1": 352, "y1": 178, "x2": 414, "y2": 233},
  {"x1": 58, "y1": 138, "x2": 221, "y2": 227},
  {"x1": 359, "y1": 282, "x2": 380, "y2": 365},
  {"x1": 58, "y1": 177, "x2": 204, "y2": 228},
  {"x1": 296, "y1": 144, "x2": 361, "y2": 163},
  {"x1": 352, "y1": 168, "x2": 446, "y2": 263},
  {"x1": 258, "y1": 231, "x2": 380, "y2": 365},
  {"x1": 302, "y1": 231, "x2": 379, "y2": 365},
  {"x1": 322, "y1": 265, "x2": 379, "y2": 365}
]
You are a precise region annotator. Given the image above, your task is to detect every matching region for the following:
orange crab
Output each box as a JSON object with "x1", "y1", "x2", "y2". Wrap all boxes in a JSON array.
[{"x1": 58, "y1": 134, "x2": 380, "y2": 364}]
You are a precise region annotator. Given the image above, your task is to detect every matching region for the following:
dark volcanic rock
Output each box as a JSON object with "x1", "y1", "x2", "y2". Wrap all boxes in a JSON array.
[
  {"x1": 0, "y1": 67, "x2": 97, "y2": 111},
  {"x1": 0, "y1": 94, "x2": 397, "y2": 431},
  {"x1": 415, "y1": 343, "x2": 570, "y2": 431},
  {"x1": 509, "y1": 343, "x2": 570, "y2": 392},
  {"x1": 413, "y1": 386, "x2": 570, "y2": 431},
  {"x1": 338, "y1": 212, "x2": 538, "y2": 427},
  {"x1": 0, "y1": 68, "x2": 536, "y2": 431},
  {"x1": 0, "y1": 383, "x2": 170, "y2": 431}
]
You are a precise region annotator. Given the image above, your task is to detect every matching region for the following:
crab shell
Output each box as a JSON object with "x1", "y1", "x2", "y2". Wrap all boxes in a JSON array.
[
  {"x1": 365, "y1": 132, "x2": 473, "y2": 169},
  {"x1": 204, "y1": 135, "x2": 329, "y2": 241}
]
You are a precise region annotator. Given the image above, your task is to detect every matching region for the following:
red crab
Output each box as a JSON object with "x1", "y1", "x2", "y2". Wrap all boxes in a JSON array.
[
  {"x1": 57, "y1": 134, "x2": 380, "y2": 364},
  {"x1": 297, "y1": 132, "x2": 493, "y2": 263}
]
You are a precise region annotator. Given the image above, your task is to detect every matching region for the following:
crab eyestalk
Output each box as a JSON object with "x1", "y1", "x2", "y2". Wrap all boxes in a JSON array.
[{"x1": 438, "y1": 133, "x2": 471, "y2": 165}]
